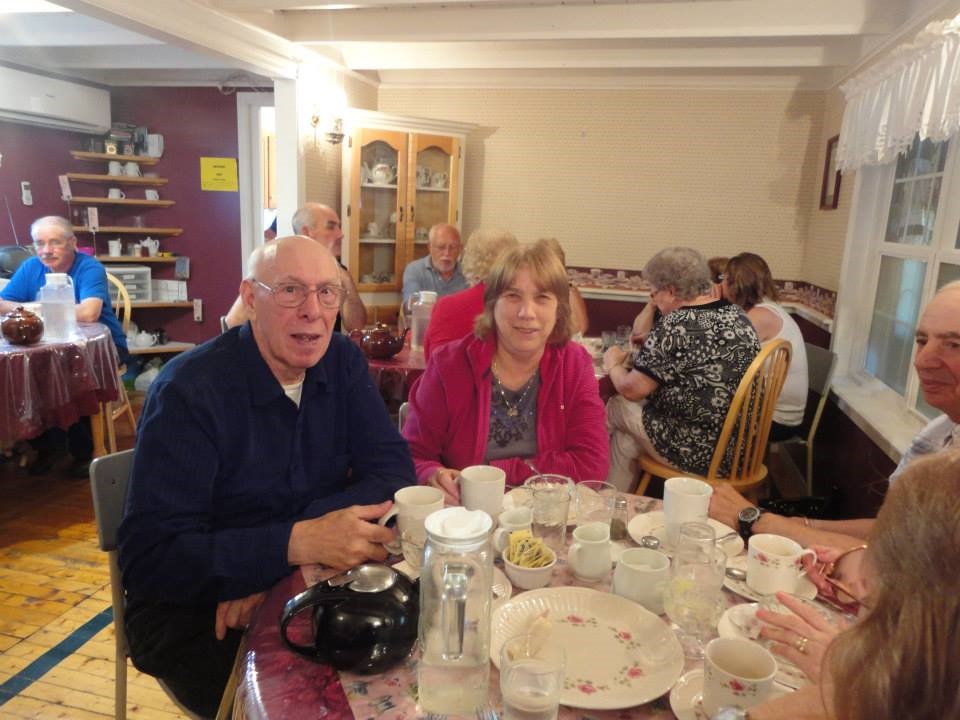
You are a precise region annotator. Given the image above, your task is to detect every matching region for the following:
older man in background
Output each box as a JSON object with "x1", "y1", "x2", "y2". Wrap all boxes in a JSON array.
[
  {"x1": 225, "y1": 203, "x2": 366, "y2": 332},
  {"x1": 401, "y1": 223, "x2": 467, "y2": 306},
  {"x1": 0, "y1": 216, "x2": 127, "y2": 476},
  {"x1": 119, "y1": 236, "x2": 413, "y2": 717}
]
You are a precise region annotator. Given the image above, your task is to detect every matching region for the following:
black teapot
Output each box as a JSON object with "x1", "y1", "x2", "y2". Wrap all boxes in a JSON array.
[{"x1": 279, "y1": 564, "x2": 419, "y2": 674}]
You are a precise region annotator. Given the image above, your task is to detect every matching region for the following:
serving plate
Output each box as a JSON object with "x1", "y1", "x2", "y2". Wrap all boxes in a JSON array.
[
  {"x1": 626, "y1": 511, "x2": 744, "y2": 558},
  {"x1": 490, "y1": 586, "x2": 684, "y2": 710}
]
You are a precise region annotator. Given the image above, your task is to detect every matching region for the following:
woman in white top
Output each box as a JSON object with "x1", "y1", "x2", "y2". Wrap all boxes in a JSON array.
[{"x1": 723, "y1": 252, "x2": 809, "y2": 441}]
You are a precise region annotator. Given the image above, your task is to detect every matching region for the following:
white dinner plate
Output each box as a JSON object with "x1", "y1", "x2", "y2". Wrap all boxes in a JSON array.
[
  {"x1": 626, "y1": 511, "x2": 744, "y2": 558},
  {"x1": 490, "y1": 586, "x2": 684, "y2": 710},
  {"x1": 721, "y1": 554, "x2": 817, "y2": 602},
  {"x1": 669, "y1": 668, "x2": 790, "y2": 720}
]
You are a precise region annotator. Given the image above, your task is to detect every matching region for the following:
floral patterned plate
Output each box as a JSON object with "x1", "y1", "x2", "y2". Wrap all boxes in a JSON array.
[
  {"x1": 490, "y1": 586, "x2": 684, "y2": 710},
  {"x1": 626, "y1": 511, "x2": 744, "y2": 558}
]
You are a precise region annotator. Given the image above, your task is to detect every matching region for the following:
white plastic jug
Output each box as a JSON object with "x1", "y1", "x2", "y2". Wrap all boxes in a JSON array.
[
  {"x1": 39, "y1": 273, "x2": 78, "y2": 341},
  {"x1": 410, "y1": 290, "x2": 438, "y2": 353}
]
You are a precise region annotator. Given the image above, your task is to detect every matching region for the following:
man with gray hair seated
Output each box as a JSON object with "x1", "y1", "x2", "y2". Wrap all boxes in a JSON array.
[
  {"x1": 603, "y1": 246, "x2": 760, "y2": 492},
  {"x1": 401, "y1": 223, "x2": 468, "y2": 306}
]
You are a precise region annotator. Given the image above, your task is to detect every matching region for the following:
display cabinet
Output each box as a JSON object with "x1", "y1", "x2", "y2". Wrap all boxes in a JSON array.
[{"x1": 342, "y1": 111, "x2": 471, "y2": 300}]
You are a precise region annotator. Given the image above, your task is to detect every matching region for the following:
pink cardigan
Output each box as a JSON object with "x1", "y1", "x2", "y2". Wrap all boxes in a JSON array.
[{"x1": 403, "y1": 334, "x2": 610, "y2": 486}]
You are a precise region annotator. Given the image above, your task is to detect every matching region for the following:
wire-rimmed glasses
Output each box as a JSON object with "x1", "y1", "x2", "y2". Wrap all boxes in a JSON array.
[{"x1": 253, "y1": 280, "x2": 345, "y2": 309}]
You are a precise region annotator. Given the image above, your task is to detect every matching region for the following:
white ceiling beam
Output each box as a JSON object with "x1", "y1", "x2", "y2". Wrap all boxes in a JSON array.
[
  {"x1": 0, "y1": 45, "x2": 234, "y2": 69},
  {"x1": 276, "y1": 0, "x2": 901, "y2": 43},
  {"x1": 328, "y1": 39, "x2": 859, "y2": 70},
  {"x1": 0, "y1": 12, "x2": 162, "y2": 46},
  {"x1": 50, "y1": 0, "x2": 306, "y2": 78}
]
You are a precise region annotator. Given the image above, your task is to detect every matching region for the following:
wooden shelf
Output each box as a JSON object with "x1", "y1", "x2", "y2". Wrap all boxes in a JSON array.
[
  {"x1": 131, "y1": 301, "x2": 194, "y2": 309},
  {"x1": 96, "y1": 255, "x2": 177, "y2": 264},
  {"x1": 66, "y1": 197, "x2": 175, "y2": 208},
  {"x1": 65, "y1": 173, "x2": 168, "y2": 186},
  {"x1": 361, "y1": 182, "x2": 399, "y2": 189},
  {"x1": 71, "y1": 151, "x2": 159, "y2": 165},
  {"x1": 129, "y1": 341, "x2": 195, "y2": 356},
  {"x1": 74, "y1": 226, "x2": 182, "y2": 236}
]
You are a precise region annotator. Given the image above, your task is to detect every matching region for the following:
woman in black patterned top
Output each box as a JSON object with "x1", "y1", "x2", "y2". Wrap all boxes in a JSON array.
[{"x1": 603, "y1": 247, "x2": 760, "y2": 491}]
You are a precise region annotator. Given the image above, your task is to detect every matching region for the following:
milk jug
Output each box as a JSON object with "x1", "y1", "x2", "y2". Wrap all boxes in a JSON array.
[
  {"x1": 410, "y1": 290, "x2": 437, "y2": 353},
  {"x1": 417, "y1": 507, "x2": 494, "y2": 715},
  {"x1": 39, "y1": 273, "x2": 78, "y2": 341}
]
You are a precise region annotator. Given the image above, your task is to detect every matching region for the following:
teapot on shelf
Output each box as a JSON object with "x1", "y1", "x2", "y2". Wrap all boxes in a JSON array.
[
  {"x1": 350, "y1": 322, "x2": 409, "y2": 360},
  {"x1": 141, "y1": 237, "x2": 160, "y2": 257},
  {"x1": 363, "y1": 159, "x2": 397, "y2": 185},
  {"x1": 279, "y1": 564, "x2": 419, "y2": 673}
]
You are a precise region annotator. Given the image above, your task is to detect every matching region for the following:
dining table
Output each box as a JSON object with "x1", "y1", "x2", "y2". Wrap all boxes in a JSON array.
[
  {"x1": 233, "y1": 492, "x2": 834, "y2": 720},
  {"x1": 364, "y1": 343, "x2": 427, "y2": 414},
  {"x1": 0, "y1": 322, "x2": 120, "y2": 452}
]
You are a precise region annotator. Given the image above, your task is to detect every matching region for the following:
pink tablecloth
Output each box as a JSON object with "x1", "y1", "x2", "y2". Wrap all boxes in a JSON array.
[
  {"x1": 365, "y1": 345, "x2": 427, "y2": 413},
  {"x1": 0, "y1": 322, "x2": 120, "y2": 444}
]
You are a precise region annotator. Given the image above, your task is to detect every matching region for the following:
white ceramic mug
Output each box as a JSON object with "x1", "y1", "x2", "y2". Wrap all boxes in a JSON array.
[
  {"x1": 107, "y1": 160, "x2": 123, "y2": 176},
  {"x1": 702, "y1": 637, "x2": 777, "y2": 715},
  {"x1": 662, "y1": 476, "x2": 713, "y2": 549},
  {"x1": 107, "y1": 239, "x2": 122, "y2": 256},
  {"x1": 567, "y1": 521, "x2": 611, "y2": 582},
  {"x1": 377, "y1": 485, "x2": 444, "y2": 568},
  {"x1": 459, "y1": 465, "x2": 506, "y2": 523},
  {"x1": 144, "y1": 189, "x2": 160, "y2": 201},
  {"x1": 612, "y1": 547, "x2": 670, "y2": 614},
  {"x1": 127, "y1": 242, "x2": 142, "y2": 257},
  {"x1": 747, "y1": 534, "x2": 818, "y2": 595},
  {"x1": 107, "y1": 188, "x2": 125, "y2": 199},
  {"x1": 492, "y1": 506, "x2": 533, "y2": 554},
  {"x1": 123, "y1": 161, "x2": 141, "y2": 177},
  {"x1": 146, "y1": 133, "x2": 164, "y2": 157}
]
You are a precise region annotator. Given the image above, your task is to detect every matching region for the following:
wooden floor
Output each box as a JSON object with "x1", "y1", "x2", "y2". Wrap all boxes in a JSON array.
[{"x1": 0, "y1": 412, "x2": 190, "y2": 718}]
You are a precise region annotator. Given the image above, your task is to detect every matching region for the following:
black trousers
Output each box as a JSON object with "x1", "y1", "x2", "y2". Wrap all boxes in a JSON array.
[
  {"x1": 29, "y1": 416, "x2": 93, "y2": 462},
  {"x1": 768, "y1": 421, "x2": 803, "y2": 443},
  {"x1": 124, "y1": 598, "x2": 242, "y2": 719}
]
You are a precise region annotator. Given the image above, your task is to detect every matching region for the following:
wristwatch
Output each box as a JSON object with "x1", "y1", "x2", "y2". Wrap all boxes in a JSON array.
[{"x1": 737, "y1": 506, "x2": 764, "y2": 541}]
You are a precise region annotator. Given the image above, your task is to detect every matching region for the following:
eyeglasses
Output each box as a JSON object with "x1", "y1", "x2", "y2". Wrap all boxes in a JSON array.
[
  {"x1": 33, "y1": 239, "x2": 69, "y2": 250},
  {"x1": 253, "y1": 280, "x2": 346, "y2": 309}
]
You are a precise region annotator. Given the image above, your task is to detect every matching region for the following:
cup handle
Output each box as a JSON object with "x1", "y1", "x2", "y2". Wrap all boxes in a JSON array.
[
  {"x1": 378, "y1": 507, "x2": 402, "y2": 555},
  {"x1": 493, "y1": 527, "x2": 508, "y2": 553},
  {"x1": 798, "y1": 548, "x2": 819, "y2": 576},
  {"x1": 568, "y1": 542, "x2": 581, "y2": 567}
]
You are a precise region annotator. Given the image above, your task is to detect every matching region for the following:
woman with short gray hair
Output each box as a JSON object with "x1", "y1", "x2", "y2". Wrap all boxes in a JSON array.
[{"x1": 602, "y1": 247, "x2": 760, "y2": 491}]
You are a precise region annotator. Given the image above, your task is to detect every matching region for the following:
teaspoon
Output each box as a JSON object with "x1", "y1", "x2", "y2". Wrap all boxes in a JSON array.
[
  {"x1": 639, "y1": 535, "x2": 661, "y2": 550},
  {"x1": 725, "y1": 567, "x2": 747, "y2": 581}
]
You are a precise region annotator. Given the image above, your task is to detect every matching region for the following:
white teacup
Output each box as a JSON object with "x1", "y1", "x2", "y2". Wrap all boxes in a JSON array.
[
  {"x1": 662, "y1": 476, "x2": 713, "y2": 549},
  {"x1": 567, "y1": 521, "x2": 611, "y2": 582},
  {"x1": 492, "y1": 506, "x2": 533, "y2": 554},
  {"x1": 747, "y1": 533, "x2": 818, "y2": 595},
  {"x1": 144, "y1": 189, "x2": 160, "y2": 201},
  {"x1": 431, "y1": 171, "x2": 448, "y2": 188},
  {"x1": 123, "y1": 161, "x2": 141, "y2": 177},
  {"x1": 702, "y1": 637, "x2": 777, "y2": 715},
  {"x1": 612, "y1": 547, "x2": 670, "y2": 614},
  {"x1": 107, "y1": 160, "x2": 123, "y2": 176},
  {"x1": 107, "y1": 239, "x2": 122, "y2": 256},
  {"x1": 459, "y1": 465, "x2": 506, "y2": 523},
  {"x1": 107, "y1": 188, "x2": 125, "y2": 199},
  {"x1": 378, "y1": 485, "x2": 444, "y2": 568}
]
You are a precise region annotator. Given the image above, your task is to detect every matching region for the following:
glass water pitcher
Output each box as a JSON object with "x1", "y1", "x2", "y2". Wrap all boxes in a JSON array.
[{"x1": 417, "y1": 507, "x2": 494, "y2": 715}]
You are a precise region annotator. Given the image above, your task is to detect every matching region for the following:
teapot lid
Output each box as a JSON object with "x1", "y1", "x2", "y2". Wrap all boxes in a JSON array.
[
  {"x1": 425, "y1": 507, "x2": 492, "y2": 544},
  {"x1": 45, "y1": 272, "x2": 71, "y2": 286},
  {"x1": 326, "y1": 563, "x2": 398, "y2": 593}
]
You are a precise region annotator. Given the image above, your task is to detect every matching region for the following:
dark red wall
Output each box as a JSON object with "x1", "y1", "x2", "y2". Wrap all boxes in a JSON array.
[{"x1": 110, "y1": 87, "x2": 242, "y2": 343}]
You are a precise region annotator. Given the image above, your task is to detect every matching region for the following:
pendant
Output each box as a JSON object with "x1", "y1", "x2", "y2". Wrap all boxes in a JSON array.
[{"x1": 507, "y1": 407, "x2": 519, "y2": 418}]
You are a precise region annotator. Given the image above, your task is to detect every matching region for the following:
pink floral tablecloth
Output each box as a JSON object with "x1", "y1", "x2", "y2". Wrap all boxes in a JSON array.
[{"x1": 237, "y1": 497, "x2": 738, "y2": 720}]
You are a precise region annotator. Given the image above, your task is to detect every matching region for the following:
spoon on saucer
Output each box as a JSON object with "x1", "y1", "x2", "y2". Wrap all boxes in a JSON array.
[
  {"x1": 725, "y1": 567, "x2": 747, "y2": 581},
  {"x1": 639, "y1": 535, "x2": 661, "y2": 550}
]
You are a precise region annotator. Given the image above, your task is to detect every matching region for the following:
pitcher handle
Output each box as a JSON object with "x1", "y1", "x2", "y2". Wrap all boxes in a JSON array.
[{"x1": 440, "y1": 563, "x2": 473, "y2": 659}]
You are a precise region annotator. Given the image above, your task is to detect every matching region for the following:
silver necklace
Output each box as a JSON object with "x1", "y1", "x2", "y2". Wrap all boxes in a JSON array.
[{"x1": 492, "y1": 361, "x2": 537, "y2": 418}]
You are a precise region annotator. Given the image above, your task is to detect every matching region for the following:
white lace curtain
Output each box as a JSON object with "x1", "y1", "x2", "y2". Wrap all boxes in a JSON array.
[{"x1": 838, "y1": 15, "x2": 960, "y2": 171}]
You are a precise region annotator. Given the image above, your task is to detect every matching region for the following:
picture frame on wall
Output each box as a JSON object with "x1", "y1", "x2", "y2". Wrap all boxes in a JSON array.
[{"x1": 820, "y1": 135, "x2": 841, "y2": 210}]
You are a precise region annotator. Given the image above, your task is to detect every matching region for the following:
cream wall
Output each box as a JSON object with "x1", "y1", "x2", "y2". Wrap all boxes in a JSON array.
[
  {"x1": 379, "y1": 87, "x2": 825, "y2": 279},
  {"x1": 800, "y1": 87, "x2": 852, "y2": 291}
]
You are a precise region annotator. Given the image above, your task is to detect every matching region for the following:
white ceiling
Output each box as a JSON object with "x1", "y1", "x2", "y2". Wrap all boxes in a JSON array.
[{"x1": 0, "y1": 0, "x2": 957, "y2": 90}]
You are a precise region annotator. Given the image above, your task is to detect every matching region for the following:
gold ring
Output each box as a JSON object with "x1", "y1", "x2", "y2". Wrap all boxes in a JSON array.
[{"x1": 793, "y1": 636, "x2": 809, "y2": 654}]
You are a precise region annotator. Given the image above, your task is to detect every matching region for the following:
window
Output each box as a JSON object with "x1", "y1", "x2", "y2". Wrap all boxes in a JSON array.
[{"x1": 851, "y1": 136, "x2": 960, "y2": 418}]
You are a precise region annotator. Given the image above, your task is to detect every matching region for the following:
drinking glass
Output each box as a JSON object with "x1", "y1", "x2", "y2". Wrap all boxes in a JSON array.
[
  {"x1": 663, "y1": 523, "x2": 726, "y2": 658},
  {"x1": 573, "y1": 480, "x2": 617, "y2": 528},
  {"x1": 500, "y1": 633, "x2": 564, "y2": 720},
  {"x1": 523, "y1": 475, "x2": 571, "y2": 553}
]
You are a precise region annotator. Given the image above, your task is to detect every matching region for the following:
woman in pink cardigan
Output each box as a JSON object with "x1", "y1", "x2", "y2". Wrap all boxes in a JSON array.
[{"x1": 402, "y1": 240, "x2": 609, "y2": 503}]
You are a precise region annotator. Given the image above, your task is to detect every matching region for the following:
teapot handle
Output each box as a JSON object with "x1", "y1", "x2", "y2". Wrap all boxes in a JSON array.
[{"x1": 279, "y1": 584, "x2": 358, "y2": 660}]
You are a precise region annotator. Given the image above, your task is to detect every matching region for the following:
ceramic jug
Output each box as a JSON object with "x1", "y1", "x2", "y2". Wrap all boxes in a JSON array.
[{"x1": 141, "y1": 237, "x2": 160, "y2": 257}]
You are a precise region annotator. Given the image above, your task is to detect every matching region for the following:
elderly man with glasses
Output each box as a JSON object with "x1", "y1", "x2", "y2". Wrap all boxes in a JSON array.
[
  {"x1": 0, "y1": 215, "x2": 128, "y2": 476},
  {"x1": 118, "y1": 235, "x2": 414, "y2": 718}
]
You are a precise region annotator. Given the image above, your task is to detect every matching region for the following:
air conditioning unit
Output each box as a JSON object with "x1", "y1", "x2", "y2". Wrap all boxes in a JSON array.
[{"x1": 0, "y1": 66, "x2": 110, "y2": 135}]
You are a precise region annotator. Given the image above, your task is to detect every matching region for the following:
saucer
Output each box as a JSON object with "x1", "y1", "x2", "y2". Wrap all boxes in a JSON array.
[
  {"x1": 669, "y1": 669, "x2": 708, "y2": 720},
  {"x1": 626, "y1": 511, "x2": 744, "y2": 558},
  {"x1": 717, "y1": 605, "x2": 807, "y2": 690},
  {"x1": 722, "y1": 555, "x2": 817, "y2": 602}
]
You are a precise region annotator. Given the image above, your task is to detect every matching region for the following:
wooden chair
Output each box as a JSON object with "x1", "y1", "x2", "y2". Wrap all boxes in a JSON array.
[
  {"x1": 398, "y1": 400, "x2": 410, "y2": 431},
  {"x1": 102, "y1": 273, "x2": 137, "y2": 454},
  {"x1": 90, "y1": 450, "x2": 240, "y2": 720},
  {"x1": 635, "y1": 339, "x2": 792, "y2": 497},
  {"x1": 770, "y1": 342, "x2": 837, "y2": 494}
]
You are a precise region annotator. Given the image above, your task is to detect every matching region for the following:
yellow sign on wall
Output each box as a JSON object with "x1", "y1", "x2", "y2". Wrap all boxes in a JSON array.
[{"x1": 199, "y1": 157, "x2": 239, "y2": 192}]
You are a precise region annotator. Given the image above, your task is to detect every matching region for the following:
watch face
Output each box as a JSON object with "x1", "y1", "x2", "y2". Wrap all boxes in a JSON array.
[{"x1": 739, "y1": 506, "x2": 760, "y2": 523}]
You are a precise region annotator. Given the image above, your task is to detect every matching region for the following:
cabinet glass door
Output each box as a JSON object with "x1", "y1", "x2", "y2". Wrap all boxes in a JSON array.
[
  {"x1": 408, "y1": 134, "x2": 460, "y2": 263},
  {"x1": 354, "y1": 129, "x2": 408, "y2": 290}
]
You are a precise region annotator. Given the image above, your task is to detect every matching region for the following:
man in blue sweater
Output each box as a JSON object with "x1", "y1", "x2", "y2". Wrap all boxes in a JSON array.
[{"x1": 118, "y1": 236, "x2": 414, "y2": 717}]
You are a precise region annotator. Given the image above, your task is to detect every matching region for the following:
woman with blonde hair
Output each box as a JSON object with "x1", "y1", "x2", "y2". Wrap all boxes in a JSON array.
[
  {"x1": 722, "y1": 252, "x2": 808, "y2": 441},
  {"x1": 742, "y1": 449, "x2": 960, "y2": 720},
  {"x1": 403, "y1": 239, "x2": 608, "y2": 501}
]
